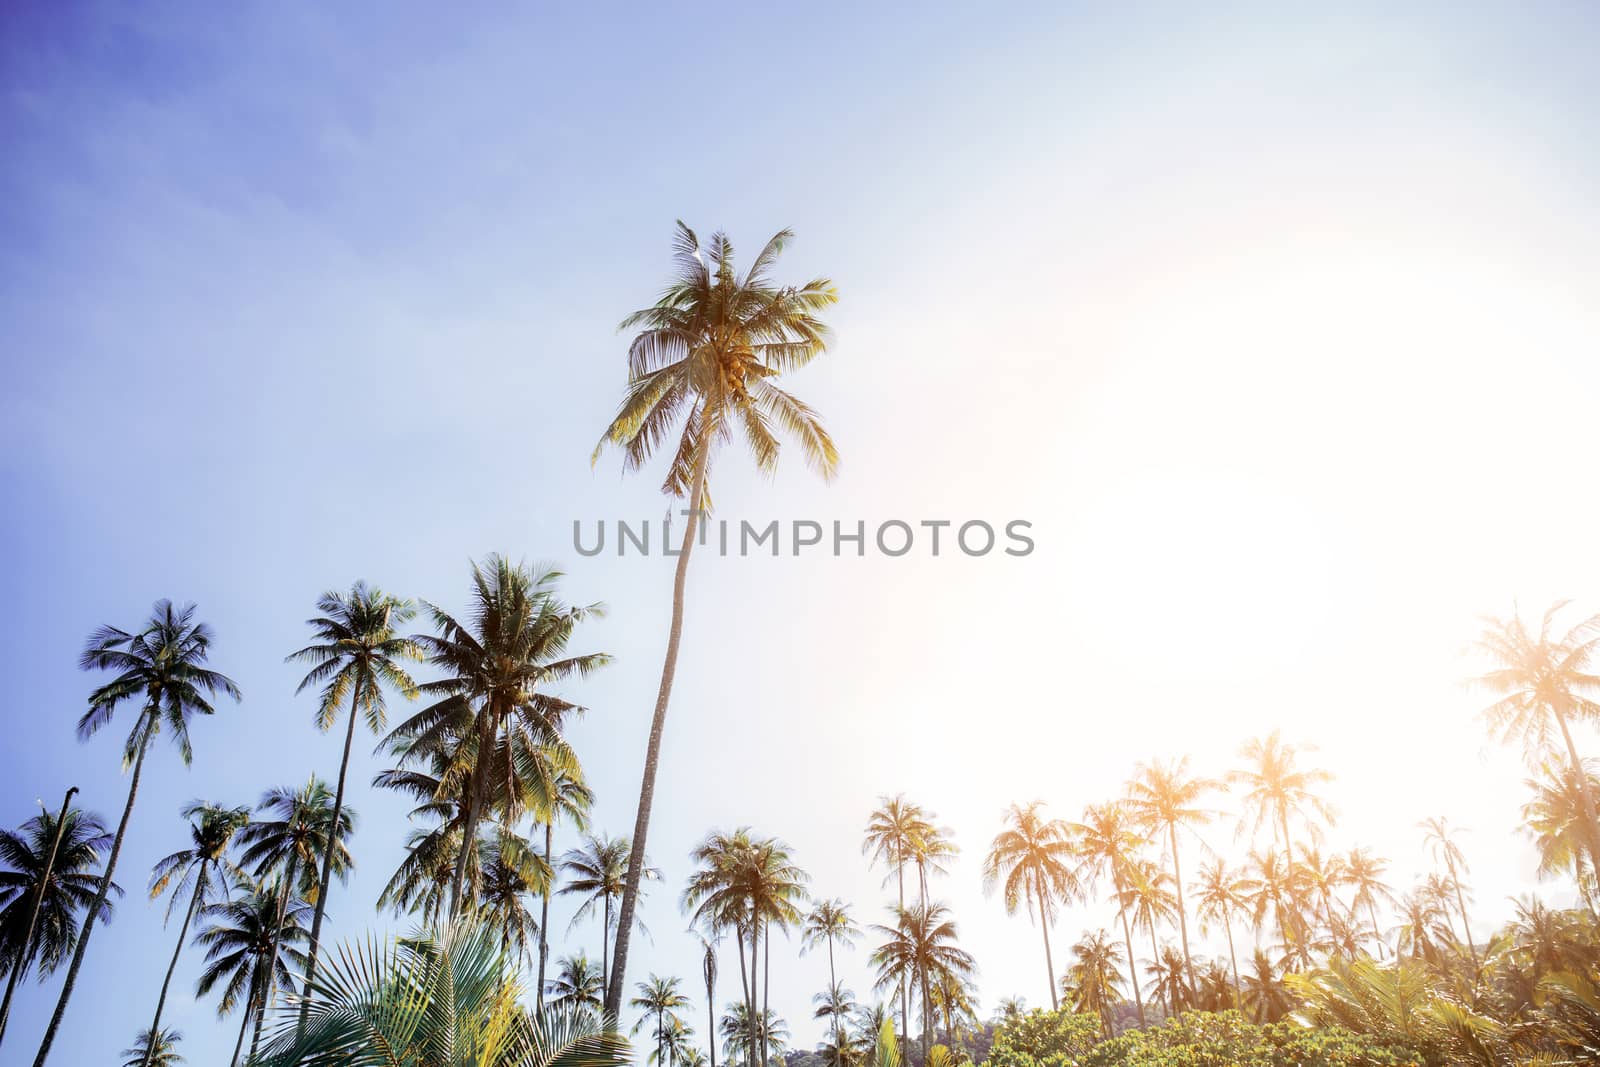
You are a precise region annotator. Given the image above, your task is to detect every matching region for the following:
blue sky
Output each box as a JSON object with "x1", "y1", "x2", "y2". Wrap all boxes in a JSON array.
[{"x1": 6, "y1": 2, "x2": 1600, "y2": 1064}]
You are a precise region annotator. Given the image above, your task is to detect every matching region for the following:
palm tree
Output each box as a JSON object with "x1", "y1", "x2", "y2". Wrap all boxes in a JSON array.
[
  {"x1": 1229, "y1": 731, "x2": 1334, "y2": 960},
  {"x1": 33, "y1": 601, "x2": 240, "y2": 1067},
  {"x1": 982, "y1": 801, "x2": 1077, "y2": 1010},
  {"x1": 194, "y1": 884, "x2": 309, "y2": 1066},
  {"x1": 254, "y1": 921, "x2": 631, "y2": 1067},
  {"x1": 286, "y1": 582, "x2": 420, "y2": 1020},
  {"x1": 548, "y1": 954, "x2": 605, "y2": 1014},
  {"x1": 1118, "y1": 859, "x2": 1177, "y2": 1011},
  {"x1": 1393, "y1": 887, "x2": 1449, "y2": 965},
  {"x1": 595, "y1": 223, "x2": 840, "y2": 1016},
  {"x1": 1239, "y1": 949, "x2": 1291, "y2": 1023},
  {"x1": 1473, "y1": 602, "x2": 1600, "y2": 877},
  {"x1": 802, "y1": 900, "x2": 860, "y2": 1049},
  {"x1": 1190, "y1": 858, "x2": 1248, "y2": 1006},
  {"x1": 1242, "y1": 848, "x2": 1311, "y2": 970},
  {"x1": 699, "y1": 937, "x2": 718, "y2": 1067},
  {"x1": 1523, "y1": 759, "x2": 1600, "y2": 906},
  {"x1": 1126, "y1": 758, "x2": 1217, "y2": 997},
  {"x1": 1339, "y1": 847, "x2": 1398, "y2": 957},
  {"x1": 120, "y1": 1027, "x2": 183, "y2": 1067},
  {"x1": 389, "y1": 557, "x2": 606, "y2": 918},
  {"x1": 813, "y1": 981, "x2": 856, "y2": 1038},
  {"x1": 1064, "y1": 930, "x2": 1124, "y2": 1039},
  {"x1": 869, "y1": 903, "x2": 975, "y2": 1062},
  {"x1": 719, "y1": 1003, "x2": 788, "y2": 1067},
  {"x1": 1071, "y1": 802, "x2": 1148, "y2": 1027},
  {"x1": 140, "y1": 801, "x2": 251, "y2": 1067},
  {"x1": 863, "y1": 797, "x2": 929, "y2": 1044},
  {"x1": 539, "y1": 768, "x2": 593, "y2": 1012},
  {"x1": 0, "y1": 806, "x2": 116, "y2": 1045},
  {"x1": 1420, "y1": 816, "x2": 1478, "y2": 966},
  {"x1": 479, "y1": 828, "x2": 552, "y2": 964},
  {"x1": 632, "y1": 974, "x2": 691, "y2": 1067},
  {"x1": 654, "y1": 1017, "x2": 697, "y2": 1067},
  {"x1": 561, "y1": 833, "x2": 656, "y2": 992},
  {"x1": 237, "y1": 777, "x2": 354, "y2": 1056}
]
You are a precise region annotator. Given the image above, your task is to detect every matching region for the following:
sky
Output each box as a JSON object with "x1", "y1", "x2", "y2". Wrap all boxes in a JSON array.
[{"x1": 4, "y1": 1, "x2": 1600, "y2": 1063}]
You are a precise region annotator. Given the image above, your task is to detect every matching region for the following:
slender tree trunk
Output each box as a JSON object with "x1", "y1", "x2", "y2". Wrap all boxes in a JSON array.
[
  {"x1": 252, "y1": 852, "x2": 299, "y2": 1061},
  {"x1": 1223, "y1": 918, "x2": 1241, "y2": 1010},
  {"x1": 0, "y1": 786, "x2": 76, "y2": 1047},
  {"x1": 449, "y1": 704, "x2": 498, "y2": 918},
  {"x1": 538, "y1": 819, "x2": 553, "y2": 1012},
  {"x1": 827, "y1": 935, "x2": 842, "y2": 1049},
  {"x1": 33, "y1": 727, "x2": 152, "y2": 1067},
  {"x1": 761, "y1": 919, "x2": 771, "y2": 1067},
  {"x1": 735, "y1": 924, "x2": 751, "y2": 1066},
  {"x1": 1167, "y1": 825, "x2": 1196, "y2": 998},
  {"x1": 607, "y1": 447, "x2": 710, "y2": 1016},
  {"x1": 1115, "y1": 880, "x2": 1146, "y2": 1028},
  {"x1": 896, "y1": 865, "x2": 908, "y2": 1047},
  {"x1": 141, "y1": 864, "x2": 208, "y2": 1067},
  {"x1": 747, "y1": 921, "x2": 760, "y2": 1067},
  {"x1": 230, "y1": 989, "x2": 255, "y2": 1067},
  {"x1": 1036, "y1": 874, "x2": 1058, "y2": 1010},
  {"x1": 1444, "y1": 857, "x2": 1478, "y2": 966},
  {"x1": 1148, "y1": 925, "x2": 1165, "y2": 1015},
  {"x1": 298, "y1": 686, "x2": 361, "y2": 1030},
  {"x1": 602, "y1": 896, "x2": 612, "y2": 994},
  {"x1": 706, "y1": 955, "x2": 717, "y2": 1067}
]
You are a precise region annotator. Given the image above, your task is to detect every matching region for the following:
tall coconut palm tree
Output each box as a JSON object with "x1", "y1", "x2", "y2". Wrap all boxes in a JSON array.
[
  {"x1": 1126, "y1": 758, "x2": 1217, "y2": 997},
  {"x1": 1071, "y1": 802, "x2": 1148, "y2": 1027},
  {"x1": 548, "y1": 954, "x2": 605, "y2": 1014},
  {"x1": 254, "y1": 921, "x2": 631, "y2": 1067},
  {"x1": 561, "y1": 833, "x2": 656, "y2": 992},
  {"x1": 869, "y1": 903, "x2": 975, "y2": 1062},
  {"x1": 389, "y1": 557, "x2": 606, "y2": 918},
  {"x1": 480, "y1": 828, "x2": 552, "y2": 965},
  {"x1": 1243, "y1": 848, "x2": 1311, "y2": 970},
  {"x1": 140, "y1": 802, "x2": 251, "y2": 1067},
  {"x1": 1229, "y1": 731, "x2": 1333, "y2": 961},
  {"x1": 719, "y1": 1003, "x2": 787, "y2": 1067},
  {"x1": 1419, "y1": 816, "x2": 1478, "y2": 966},
  {"x1": 34, "y1": 601, "x2": 240, "y2": 1067},
  {"x1": 1064, "y1": 930, "x2": 1124, "y2": 1039},
  {"x1": 802, "y1": 900, "x2": 860, "y2": 1050},
  {"x1": 286, "y1": 582, "x2": 419, "y2": 1020},
  {"x1": 595, "y1": 223, "x2": 840, "y2": 1016},
  {"x1": 983, "y1": 802, "x2": 1077, "y2": 1010},
  {"x1": 237, "y1": 777, "x2": 354, "y2": 1056},
  {"x1": 0, "y1": 807, "x2": 116, "y2": 1045},
  {"x1": 862, "y1": 797, "x2": 928, "y2": 1045},
  {"x1": 1522, "y1": 759, "x2": 1600, "y2": 905},
  {"x1": 1191, "y1": 857, "x2": 1249, "y2": 1006},
  {"x1": 654, "y1": 1017, "x2": 697, "y2": 1067},
  {"x1": 539, "y1": 768, "x2": 593, "y2": 1012},
  {"x1": 1473, "y1": 602, "x2": 1600, "y2": 877},
  {"x1": 812, "y1": 982, "x2": 856, "y2": 1038},
  {"x1": 120, "y1": 1027, "x2": 183, "y2": 1067},
  {"x1": 1117, "y1": 858, "x2": 1177, "y2": 1011},
  {"x1": 699, "y1": 937, "x2": 718, "y2": 1067},
  {"x1": 632, "y1": 974, "x2": 691, "y2": 1067},
  {"x1": 194, "y1": 884, "x2": 309, "y2": 1066},
  {"x1": 1239, "y1": 949, "x2": 1291, "y2": 1023},
  {"x1": 1339, "y1": 847, "x2": 1398, "y2": 957},
  {"x1": 1144, "y1": 945, "x2": 1190, "y2": 1017}
]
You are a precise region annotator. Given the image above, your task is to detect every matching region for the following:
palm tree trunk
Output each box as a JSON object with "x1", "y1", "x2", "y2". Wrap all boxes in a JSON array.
[
  {"x1": 298, "y1": 686, "x2": 362, "y2": 1029},
  {"x1": 449, "y1": 704, "x2": 498, "y2": 918},
  {"x1": 606, "y1": 445, "x2": 709, "y2": 1017},
  {"x1": 32, "y1": 725, "x2": 152, "y2": 1067},
  {"x1": 1148, "y1": 926, "x2": 1164, "y2": 1015},
  {"x1": 141, "y1": 864, "x2": 208, "y2": 1067},
  {"x1": 1223, "y1": 919, "x2": 1240, "y2": 1010},
  {"x1": 1036, "y1": 874, "x2": 1058, "y2": 1010},
  {"x1": 707, "y1": 960, "x2": 717, "y2": 1067},
  {"x1": 252, "y1": 853, "x2": 299, "y2": 1061},
  {"x1": 896, "y1": 866, "x2": 908, "y2": 1047},
  {"x1": 1115, "y1": 885, "x2": 1146, "y2": 1028},
  {"x1": 760, "y1": 919, "x2": 771, "y2": 1067},
  {"x1": 1445, "y1": 860, "x2": 1478, "y2": 966},
  {"x1": 230, "y1": 991, "x2": 255, "y2": 1067},
  {"x1": 747, "y1": 920, "x2": 760, "y2": 1067},
  {"x1": 1366, "y1": 900, "x2": 1384, "y2": 959},
  {"x1": 1167, "y1": 825, "x2": 1196, "y2": 998},
  {"x1": 537, "y1": 820, "x2": 554, "y2": 1012},
  {"x1": 602, "y1": 895, "x2": 612, "y2": 993},
  {"x1": 827, "y1": 935, "x2": 842, "y2": 1049}
]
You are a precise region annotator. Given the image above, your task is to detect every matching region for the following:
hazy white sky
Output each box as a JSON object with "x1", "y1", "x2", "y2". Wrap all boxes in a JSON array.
[{"x1": 4, "y1": 3, "x2": 1600, "y2": 1063}]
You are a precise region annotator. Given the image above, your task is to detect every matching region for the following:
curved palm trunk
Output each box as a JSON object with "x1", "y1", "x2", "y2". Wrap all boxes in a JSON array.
[
  {"x1": 1166, "y1": 825, "x2": 1196, "y2": 998},
  {"x1": 252, "y1": 852, "x2": 299, "y2": 1061},
  {"x1": 1147, "y1": 925, "x2": 1165, "y2": 1015},
  {"x1": 1036, "y1": 874, "x2": 1058, "y2": 1010},
  {"x1": 33, "y1": 726, "x2": 152, "y2": 1067},
  {"x1": 449, "y1": 702, "x2": 500, "y2": 918},
  {"x1": 1554, "y1": 701, "x2": 1600, "y2": 889},
  {"x1": 141, "y1": 863, "x2": 208, "y2": 1067},
  {"x1": 1115, "y1": 882, "x2": 1146, "y2": 1028},
  {"x1": 297, "y1": 686, "x2": 362, "y2": 1029},
  {"x1": 538, "y1": 820, "x2": 553, "y2": 1013},
  {"x1": 1444, "y1": 858, "x2": 1478, "y2": 966},
  {"x1": 0, "y1": 787, "x2": 76, "y2": 1047},
  {"x1": 606, "y1": 448, "x2": 709, "y2": 1018},
  {"x1": 230, "y1": 990, "x2": 255, "y2": 1067},
  {"x1": 1222, "y1": 917, "x2": 1241, "y2": 1010}
]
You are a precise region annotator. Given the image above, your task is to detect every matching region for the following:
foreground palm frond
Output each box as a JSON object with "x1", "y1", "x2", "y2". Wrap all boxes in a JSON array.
[{"x1": 254, "y1": 921, "x2": 630, "y2": 1067}]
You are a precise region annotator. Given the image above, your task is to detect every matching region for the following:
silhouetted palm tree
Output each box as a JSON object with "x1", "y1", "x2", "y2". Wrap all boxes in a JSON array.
[
  {"x1": 1072, "y1": 802, "x2": 1148, "y2": 1026},
  {"x1": 802, "y1": 900, "x2": 860, "y2": 1050},
  {"x1": 140, "y1": 801, "x2": 250, "y2": 1066},
  {"x1": 539, "y1": 768, "x2": 592, "y2": 1012},
  {"x1": 479, "y1": 827, "x2": 551, "y2": 964},
  {"x1": 194, "y1": 884, "x2": 309, "y2": 1066},
  {"x1": 631, "y1": 974, "x2": 690, "y2": 1067},
  {"x1": 34, "y1": 601, "x2": 240, "y2": 1067},
  {"x1": 869, "y1": 903, "x2": 974, "y2": 1062},
  {"x1": 1191, "y1": 857, "x2": 1248, "y2": 1007},
  {"x1": 561, "y1": 833, "x2": 655, "y2": 992},
  {"x1": 0, "y1": 807, "x2": 116, "y2": 1044},
  {"x1": 119, "y1": 1027, "x2": 182, "y2": 1067},
  {"x1": 1064, "y1": 930, "x2": 1123, "y2": 1039},
  {"x1": 863, "y1": 797, "x2": 929, "y2": 1044},
  {"x1": 286, "y1": 582, "x2": 419, "y2": 1019},
  {"x1": 548, "y1": 953, "x2": 605, "y2": 1015},
  {"x1": 1126, "y1": 758, "x2": 1217, "y2": 996},
  {"x1": 594, "y1": 223, "x2": 840, "y2": 1016},
  {"x1": 1420, "y1": 816, "x2": 1477, "y2": 966}
]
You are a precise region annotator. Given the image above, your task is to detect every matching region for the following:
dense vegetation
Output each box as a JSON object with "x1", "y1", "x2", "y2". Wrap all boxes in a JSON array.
[{"x1": 1, "y1": 227, "x2": 1598, "y2": 1067}]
